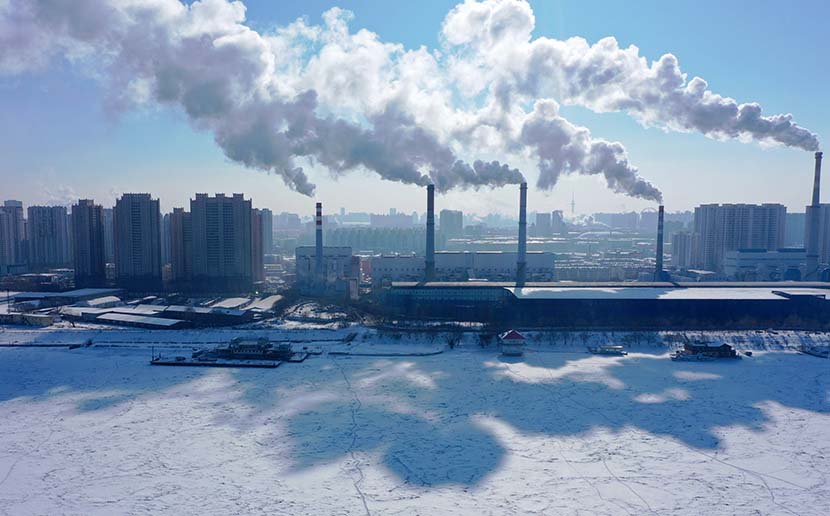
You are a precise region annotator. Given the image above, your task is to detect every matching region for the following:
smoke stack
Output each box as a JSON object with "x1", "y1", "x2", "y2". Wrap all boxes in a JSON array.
[
  {"x1": 654, "y1": 205, "x2": 665, "y2": 281},
  {"x1": 315, "y1": 202, "x2": 323, "y2": 282},
  {"x1": 806, "y1": 151, "x2": 823, "y2": 279},
  {"x1": 425, "y1": 184, "x2": 435, "y2": 282},
  {"x1": 516, "y1": 182, "x2": 528, "y2": 287}
]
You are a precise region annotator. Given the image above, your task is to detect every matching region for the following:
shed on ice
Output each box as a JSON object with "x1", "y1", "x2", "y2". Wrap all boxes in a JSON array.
[{"x1": 499, "y1": 329, "x2": 525, "y2": 356}]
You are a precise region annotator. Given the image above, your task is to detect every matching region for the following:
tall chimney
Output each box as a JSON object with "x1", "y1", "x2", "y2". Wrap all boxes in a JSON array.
[
  {"x1": 425, "y1": 184, "x2": 435, "y2": 282},
  {"x1": 516, "y1": 182, "x2": 528, "y2": 287},
  {"x1": 654, "y1": 205, "x2": 665, "y2": 281},
  {"x1": 315, "y1": 202, "x2": 323, "y2": 282},
  {"x1": 806, "y1": 151, "x2": 823, "y2": 279}
]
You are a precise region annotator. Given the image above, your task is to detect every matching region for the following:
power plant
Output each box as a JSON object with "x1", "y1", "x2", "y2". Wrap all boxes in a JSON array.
[{"x1": 370, "y1": 155, "x2": 830, "y2": 329}]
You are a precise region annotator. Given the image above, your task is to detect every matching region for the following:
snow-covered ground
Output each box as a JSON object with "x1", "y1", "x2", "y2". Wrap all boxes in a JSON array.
[{"x1": 0, "y1": 333, "x2": 829, "y2": 515}]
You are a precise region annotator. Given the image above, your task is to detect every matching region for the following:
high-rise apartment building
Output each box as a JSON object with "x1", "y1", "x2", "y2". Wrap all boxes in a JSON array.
[
  {"x1": 0, "y1": 200, "x2": 26, "y2": 274},
  {"x1": 27, "y1": 206, "x2": 71, "y2": 268},
  {"x1": 102, "y1": 207, "x2": 115, "y2": 264},
  {"x1": 71, "y1": 199, "x2": 106, "y2": 287},
  {"x1": 805, "y1": 204, "x2": 830, "y2": 266},
  {"x1": 114, "y1": 193, "x2": 162, "y2": 290},
  {"x1": 191, "y1": 193, "x2": 252, "y2": 292},
  {"x1": 252, "y1": 208, "x2": 265, "y2": 282},
  {"x1": 260, "y1": 208, "x2": 273, "y2": 254},
  {"x1": 693, "y1": 203, "x2": 786, "y2": 271},
  {"x1": 439, "y1": 209, "x2": 463, "y2": 239},
  {"x1": 161, "y1": 212, "x2": 172, "y2": 266},
  {"x1": 670, "y1": 231, "x2": 696, "y2": 270},
  {"x1": 169, "y1": 208, "x2": 192, "y2": 285}
]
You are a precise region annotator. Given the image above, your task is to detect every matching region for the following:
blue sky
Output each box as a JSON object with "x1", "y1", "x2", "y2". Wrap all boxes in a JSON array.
[{"x1": 0, "y1": 0, "x2": 827, "y2": 216}]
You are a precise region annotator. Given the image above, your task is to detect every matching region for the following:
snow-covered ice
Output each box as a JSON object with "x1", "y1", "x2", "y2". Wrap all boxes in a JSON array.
[{"x1": 0, "y1": 338, "x2": 828, "y2": 515}]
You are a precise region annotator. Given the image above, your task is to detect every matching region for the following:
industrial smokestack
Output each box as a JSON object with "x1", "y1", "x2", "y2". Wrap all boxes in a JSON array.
[
  {"x1": 516, "y1": 182, "x2": 528, "y2": 287},
  {"x1": 654, "y1": 205, "x2": 665, "y2": 281},
  {"x1": 315, "y1": 202, "x2": 323, "y2": 283},
  {"x1": 425, "y1": 184, "x2": 435, "y2": 282},
  {"x1": 806, "y1": 151, "x2": 823, "y2": 279}
]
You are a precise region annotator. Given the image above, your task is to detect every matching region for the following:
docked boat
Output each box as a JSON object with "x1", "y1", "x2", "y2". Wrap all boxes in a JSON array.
[{"x1": 671, "y1": 341, "x2": 740, "y2": 361}]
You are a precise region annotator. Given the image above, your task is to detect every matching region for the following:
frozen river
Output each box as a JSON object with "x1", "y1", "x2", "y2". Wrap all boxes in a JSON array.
[{"x1": 0, "y1": 342, "x2": 828, "y2": 515}]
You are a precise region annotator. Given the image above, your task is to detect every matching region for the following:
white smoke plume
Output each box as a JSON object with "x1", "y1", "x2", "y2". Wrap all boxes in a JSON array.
[
  {"x1": 0, "y1": 0, "x2": 819, "y2": 202},
  {"x1": 0, "y1": 0, "x2": 521, "y2": 195},
  {"x1": 442, "y1": 0, "x2": 820, "y2": 152}
]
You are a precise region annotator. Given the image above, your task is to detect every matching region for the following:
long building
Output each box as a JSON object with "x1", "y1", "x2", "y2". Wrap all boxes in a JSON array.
[
  {"x1": 190, "y1": 193, "x2": 252, "y2": 292},
  {"x1": 71, "y1": 199, "x2": 107, "y2": 288},
  {"x1": 26, "y1": 205, "x2": 71, "y2": 269},
  {"x1": 371, "y1": 251, "x2": 555, "y2": 285},
  {"x1": 383, "y1": 281, "x2": 830, "y2": 329},
  {"x1": 114, "y1": 193, "x2": 162, "y2": 291}
]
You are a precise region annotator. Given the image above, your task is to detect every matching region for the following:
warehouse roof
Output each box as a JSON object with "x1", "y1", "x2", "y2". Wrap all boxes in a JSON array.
[
  {"x1": 96, "y1": 313, "x2": 183, "y2": 327},
  {"x1": 507, "y1": 287, "x2": 830, "y2": 301}
]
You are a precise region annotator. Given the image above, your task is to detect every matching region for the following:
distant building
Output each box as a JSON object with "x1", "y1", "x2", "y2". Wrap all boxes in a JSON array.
[
  {"x1": 723, "y1": 248, "x2": 806, "y2": 281},
  {"x1": 252, "y1": 208, "x2": 265, "y2": 283},
  {"x1": 693, "y1": 203, "x2": 786, "y2": 272},
  {"x1": 439, "y1": 209, "x2": 464, "y2": 239},
  {"x1": 0, "y1": 200, "x2": 26, "y2": 274},
  {"x1": 27, "y1": 206, "x2": 71, "y2": 269},
  {"x1": 670, "y1": 231, "x2": 695, "y2": 270},
  {"x1": 102, "y1": 207, "x2": 115, "y2": 264},
  {"x1": 260, "y1": 208, "x2": 273, "y2": 254},
  {"x1": 71, "y1": 199, "x2": 107, "y2": 287},
  {"x1": 370, "y1": 212, "x2": 414, "y2": 228},
  {"x1": 784, "y1": 212, "x2": 805, "y2": 248},
  {"x1": 371, "y1": 251, "x2": 555, "y2": 285},
  {"x1": 534, "y1": 212, "x2": 552, "y2": 237},
  {"x1": 161, "y1": 212, "x2": 172, "y2": 266},
  {"x1": 275, "y1": 212, "x2": 302, "y2": 230},
  {"x1": 593, "y1": 211, "x2": 638, "y2": 231},
  {"x1": 295, "y1": 246, "x2": 358, "y2": 294},
  {"x1": 114, "y1": 193, "x2": 162, "y2": 291},
  {"x1": 191, "y1": 193, "x2": 252, "y2": 292},
  {"x1": 551, "y1": 210, "x2": 567, "y2": 235},
  {"x1": 805, "y1": 204, "x2": 830, "y2": 266},
  {"x1": 169, "y1": 208, "x2": 192, "y2": 285}
]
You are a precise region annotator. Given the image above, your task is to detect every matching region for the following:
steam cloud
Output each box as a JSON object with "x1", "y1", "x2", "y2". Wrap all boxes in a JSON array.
[{"x1": 0, "y1": 0, "x2": 820, "y2": 201}]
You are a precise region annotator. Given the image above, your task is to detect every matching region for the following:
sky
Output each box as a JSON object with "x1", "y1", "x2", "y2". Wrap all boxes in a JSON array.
[{"x1": 0, "y1": 0, "x2": 827, "y2": 217}]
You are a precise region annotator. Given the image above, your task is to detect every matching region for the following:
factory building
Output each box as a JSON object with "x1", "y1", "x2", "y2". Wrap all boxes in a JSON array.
[
  {"x1": 371, "y1": 251, "x2": 555, "y2": 285},
  {"x1": 384, "y1": 281, "x2": 830, "y2": 329},
  {"x1": 723, "y1": 248, "x2": 806, "y2": 281}
]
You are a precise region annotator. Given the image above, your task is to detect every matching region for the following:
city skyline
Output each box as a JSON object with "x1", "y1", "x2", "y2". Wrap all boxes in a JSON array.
[{"x1": 0, "y1": 0, "x2": 827, "y2": 216}]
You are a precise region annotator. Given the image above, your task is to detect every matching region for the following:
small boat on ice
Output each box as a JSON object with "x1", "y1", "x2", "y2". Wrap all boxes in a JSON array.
[{"x1": 587, "y1": 345, "x2": 627, "y2": 356}]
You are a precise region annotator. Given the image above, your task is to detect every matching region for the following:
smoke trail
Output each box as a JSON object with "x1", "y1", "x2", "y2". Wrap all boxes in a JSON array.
[
  {"x1": 0, "y1": 0, "x2": 819, "y2": 203},
  {"x1": 521, "y1": 101, "x2": 662, "y2": 202},
  {"x1": 442, "y1": 0, "x2": 820, "y2": 151},
  {"x1": 0, "y1": 0, "x2": 523, "y2": 195}
]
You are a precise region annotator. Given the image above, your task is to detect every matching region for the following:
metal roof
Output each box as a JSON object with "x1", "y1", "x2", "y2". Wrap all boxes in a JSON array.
[{"x1": 96, "y1": 313, "x2": 183, "y2": 327}]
